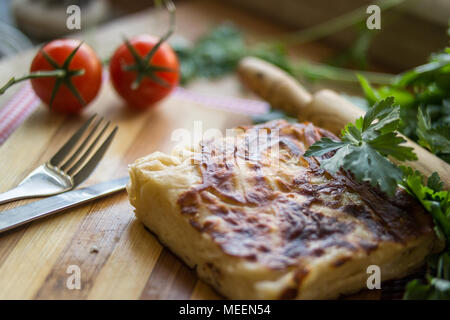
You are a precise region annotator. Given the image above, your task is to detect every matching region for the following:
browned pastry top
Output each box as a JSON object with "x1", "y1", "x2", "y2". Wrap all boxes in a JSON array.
[{"x1": 177, "y1": 120, "x2": 433, "y2": 270}]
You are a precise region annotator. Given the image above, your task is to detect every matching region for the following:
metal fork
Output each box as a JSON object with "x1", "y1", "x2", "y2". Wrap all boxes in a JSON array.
[{"x1": 0, "y1": 114, "x2": 118, "y2": 205}]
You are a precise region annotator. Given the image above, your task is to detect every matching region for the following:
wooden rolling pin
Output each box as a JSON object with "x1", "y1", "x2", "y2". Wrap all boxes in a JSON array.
[{"x1": 237, "y1": 56, "x2": 450, "y2": 188}]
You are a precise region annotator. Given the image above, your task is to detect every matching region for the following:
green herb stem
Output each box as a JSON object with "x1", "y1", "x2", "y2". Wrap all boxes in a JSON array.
[
  {"x1": 293, "y1": 61, "x2": 394, "y2": 84},
  {"x1": 273, "y1": 0, "x2": 406, "y2": 46}
]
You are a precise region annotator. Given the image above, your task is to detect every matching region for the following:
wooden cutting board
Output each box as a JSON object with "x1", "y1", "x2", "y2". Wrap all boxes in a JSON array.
[
  {"x1": 0, "y1": 0, "x2": 267, "y2": 299},
  {"x1": 0, "y1": 0, "x2": 389, "y2": 300},
  {"x1": 0, "y1": 83, "x2": 385, "y2": 299},
  {"x1": 0, "y1": 76, "x2": 254, "y2": 299},
  {"x1": 0, "y1": 82, "x2": 391, "y2": 299}
]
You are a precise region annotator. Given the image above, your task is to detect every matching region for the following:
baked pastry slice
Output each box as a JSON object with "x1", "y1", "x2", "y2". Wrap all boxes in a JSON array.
[{"x1": 127, "y1": 120, "x2": 436, "y2": 299}]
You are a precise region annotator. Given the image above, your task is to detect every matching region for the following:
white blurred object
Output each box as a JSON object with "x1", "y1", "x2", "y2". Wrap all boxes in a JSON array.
[
  {"x1": 12, "y1": 0, "x2": 111, "y2": 40},
  {"x1": 0, "y1": 21, "x2": 32, "y2": 58}
]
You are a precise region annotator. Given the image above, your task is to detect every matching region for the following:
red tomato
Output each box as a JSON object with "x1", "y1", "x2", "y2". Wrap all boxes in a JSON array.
[
  {"x1": 30, "y1": 39, "x2": 102, "y2": 113},
  {"x1": 109, "y1": 35, "x2": 179, "y2": 109}
]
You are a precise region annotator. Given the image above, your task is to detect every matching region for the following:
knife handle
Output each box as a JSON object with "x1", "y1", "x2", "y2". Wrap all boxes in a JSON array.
[
  {"x1": 0, "y1": 177, "x2": 128, "y2": 233},
  {"x1": 237, "y1": 56, "x2": 450, "y2": 188}
]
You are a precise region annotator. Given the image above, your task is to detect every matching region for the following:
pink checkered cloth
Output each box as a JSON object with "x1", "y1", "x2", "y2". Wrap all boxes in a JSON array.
[
  {"x1": 0, "y1": 83, "x2": 41, "y2": 144},
  {"x1": 0, "y1": 82, "x2": 269, "y2": 145}
]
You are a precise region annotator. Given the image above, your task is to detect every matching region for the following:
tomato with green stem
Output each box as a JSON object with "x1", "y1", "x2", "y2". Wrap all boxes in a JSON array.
[
  {"x1": 30, "y1": 39, "x2": 102, "y2": 113},
  {"x1": 109, "y1": 0, "x2": 179, "y2": 109},
  {"x1": 109, "y1": 36, "x2": 179, "y2": 109},
  {"x1": 0, "y1": 39, "x2": 102, "y2": 114}
]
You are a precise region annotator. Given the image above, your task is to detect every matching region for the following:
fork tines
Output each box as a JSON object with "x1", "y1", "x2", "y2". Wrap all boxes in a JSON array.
[{"x1": 49, "y1": 114, "x2": 118, "y2": 186}]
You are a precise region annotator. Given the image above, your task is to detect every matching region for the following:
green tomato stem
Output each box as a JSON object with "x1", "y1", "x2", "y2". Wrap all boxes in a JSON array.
[
  {"x1": 123, "y1": 0, "x2": 177, "y2": 90},
  {"x1": 0, "y1": 42, "x2": 87, "y2": 109},
  {"x1": 0, "y1": 70, "x2": 66, "y2": 94}
]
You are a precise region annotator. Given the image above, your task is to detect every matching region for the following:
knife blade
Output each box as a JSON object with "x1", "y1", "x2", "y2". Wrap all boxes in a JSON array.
[{"x1": 0, "y1": 176, "x2": 129, "y2": 233}]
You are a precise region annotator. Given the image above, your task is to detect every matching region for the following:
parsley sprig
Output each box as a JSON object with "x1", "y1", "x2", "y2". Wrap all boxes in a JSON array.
[{"x1": 304, "y1": 97, "x2": 416, "y2": 196}]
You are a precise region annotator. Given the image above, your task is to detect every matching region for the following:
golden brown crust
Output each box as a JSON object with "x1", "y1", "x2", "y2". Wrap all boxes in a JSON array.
[{"x1": 177, "y1": 120, "x2": 434, "y2": 273}]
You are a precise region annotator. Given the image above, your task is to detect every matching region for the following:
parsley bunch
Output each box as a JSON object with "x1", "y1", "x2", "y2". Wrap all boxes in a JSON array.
[
  {"x1": 304, "y1": 97, "x2": 416, "y2": 196},
  {"x1": 401, "y1": 168, "x2": 450, "y2": 299},
  {"x1": 171, "y1": 24, "x2": 293, "y2": 85},
  {"x1": 341, "y1": 50, "x2": 450, "y2": 298},
  {"x1": 172, "y1": 24, "x2": 393, "y2": 86},
  {"x1": 304, "y1": 96, "x2": 450, "y2": 299},
  {"x1": 358, "y1": 49, "x2": 450, "y2": 163}
]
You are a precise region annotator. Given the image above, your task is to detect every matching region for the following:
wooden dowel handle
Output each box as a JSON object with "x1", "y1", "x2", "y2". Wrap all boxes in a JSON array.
[
  {"x1": 237, "y1": 57, "x2": 312, "y2": 116},
  {"x1": 238, "y1": 56, "x2": 450, "y2": 188},
  {"x1": 305, "y1": 90, "x2": 365, "y2": 135}
]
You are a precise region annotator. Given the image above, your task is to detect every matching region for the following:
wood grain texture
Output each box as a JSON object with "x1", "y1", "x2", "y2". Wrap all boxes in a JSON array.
[
  {"x1": 0, "y1": 0, "x2": 388, "y2": 300},
  {"x1": 0, "y1": 84, "x2": 249, "y2": 299}
]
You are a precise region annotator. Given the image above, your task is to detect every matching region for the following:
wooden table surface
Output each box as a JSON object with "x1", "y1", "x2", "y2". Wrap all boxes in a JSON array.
[{"x1": 0, "y1": 0, "x2": 383, "y2": 299}]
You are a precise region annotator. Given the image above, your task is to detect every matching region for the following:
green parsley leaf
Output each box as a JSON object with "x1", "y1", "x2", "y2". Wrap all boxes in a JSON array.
[
  {"x1": 395, "y1": 51, "x2": 450, "y2": 87},
  {"x1": 172, "y1": 24, "x2": 246, "y2": 84},
  {"x1": 356, "y1": 74, "x2": 380, "y2": 104},
  {"x1": 404, "y1": 277, "x2": 450, "y2": 300},
  {"x1": 416, "y1": 106, "x2": 450, "y2": 158},
  {"x1": 404, "y1": 250, "x2": 450, "y2": 300},
  {"x1": 302, "y1": 137, "x2": 346, "y2": 157},
  {"x1": 359, "y1": 49, "x2": 450, "y2": 164},
  {"x1": 401, "y1": 170, "x2": 450, "y2": 300},
  {"x1": 400, "y1": 168, "x2": 450, "y2": 241},
  {"x1": 427, "y1": 172, "x2": 444, "y2": 192},
  {"x1": 304, "y1": 97, "x2": 416, "y2": 196},
  {"x1": 173, "y1": 24, "x2": 294, "y2": 85},
  {"x1": 427, "y1": 251, "x2": 450, "y2": 280}
]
